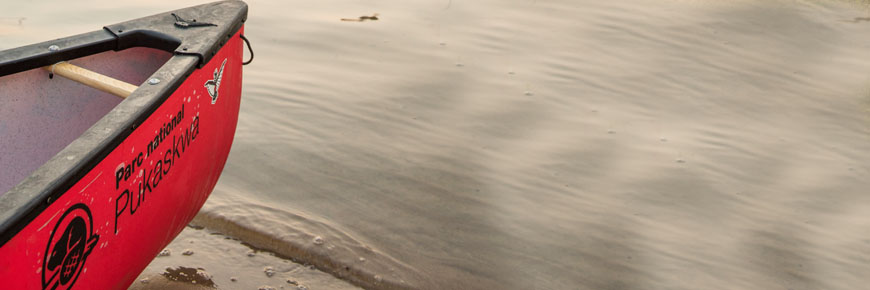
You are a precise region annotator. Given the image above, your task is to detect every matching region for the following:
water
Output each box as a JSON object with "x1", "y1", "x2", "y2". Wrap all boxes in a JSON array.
[{"x1": 5, "y1": 0, "x2": 870, "y2": 289}]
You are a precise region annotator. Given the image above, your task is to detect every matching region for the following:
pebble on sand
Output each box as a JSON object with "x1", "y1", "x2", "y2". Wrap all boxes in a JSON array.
[{"x1": 158, "y1": 249, "x2": 171, "y2": 257}]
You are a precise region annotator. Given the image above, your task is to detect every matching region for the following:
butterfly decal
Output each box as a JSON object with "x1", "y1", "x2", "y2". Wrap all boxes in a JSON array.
[{"x1": 204, "y1": 58, "x2": 227, "y2": 104}]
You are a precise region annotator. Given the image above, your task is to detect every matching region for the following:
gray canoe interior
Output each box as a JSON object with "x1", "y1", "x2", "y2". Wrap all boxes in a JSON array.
[{"x1": 0, "y1": 47, "x2": 172, "y2": 195}]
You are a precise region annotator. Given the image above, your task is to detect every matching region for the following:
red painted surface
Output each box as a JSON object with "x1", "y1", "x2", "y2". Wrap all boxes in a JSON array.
[{"x1": 0, "y1": 27, "x2": 244, "y2": 290}]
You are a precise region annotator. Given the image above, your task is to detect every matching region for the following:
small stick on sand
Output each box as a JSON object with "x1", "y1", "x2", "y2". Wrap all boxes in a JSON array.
[
  {"x1": 842, "y1": 17, "x2": 870, "y2": 23},
  {"x1": 341, "y1": 13, "x2": 379, "y2": 22}
]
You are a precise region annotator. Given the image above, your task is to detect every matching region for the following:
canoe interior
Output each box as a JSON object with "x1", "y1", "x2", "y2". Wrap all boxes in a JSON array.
[{"x1": 0, "y1": 47, "x2": 171, "y2": 195}]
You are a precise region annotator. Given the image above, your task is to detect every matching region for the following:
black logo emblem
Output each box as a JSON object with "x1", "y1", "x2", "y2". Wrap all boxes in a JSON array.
[
  {"x1": 42, "y1": 203, "x2": 100, "y2": 290},
  {"x1": 204, "y1": 58, "x2": 227, "y2": 104}
]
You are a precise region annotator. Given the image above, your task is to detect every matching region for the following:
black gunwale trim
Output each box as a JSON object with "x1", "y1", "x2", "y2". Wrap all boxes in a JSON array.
[
  {"x1": 0, "y1": 0, "x2": 247, "y2": 247},
  {"x1": 0, "y1": 30, "x2": 117, "y2": 77}
]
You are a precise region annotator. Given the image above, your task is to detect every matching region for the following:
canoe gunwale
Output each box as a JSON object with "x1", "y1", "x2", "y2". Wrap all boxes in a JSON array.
[
  {"x1": 0, "y1": 0, "x2": 248, "y2": 247},
  {"x1": 0, "y1": 1, "x2": 247, "y2": 78},
  {"x1": 105, "y1": 1, "x2": 248, "y2": 69},
  {"x1": 0, "y1": 30, "x2": 117, "y2": 77}
]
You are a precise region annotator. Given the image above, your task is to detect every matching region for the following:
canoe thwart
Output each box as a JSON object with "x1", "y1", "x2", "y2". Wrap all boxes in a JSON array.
[{"x1": 43, "y1": 62, "x2": 138, "y2": 98}]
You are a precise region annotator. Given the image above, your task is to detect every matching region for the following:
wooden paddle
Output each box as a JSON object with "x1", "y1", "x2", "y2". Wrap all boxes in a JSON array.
[{"x1": 43, "y1": 62, "x2": 138, "y2": 98}]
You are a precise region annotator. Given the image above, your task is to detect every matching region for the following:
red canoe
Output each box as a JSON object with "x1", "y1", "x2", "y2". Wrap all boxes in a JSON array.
[{"x1": 0, "y1": 1, "x2": 248, "y2": 288}]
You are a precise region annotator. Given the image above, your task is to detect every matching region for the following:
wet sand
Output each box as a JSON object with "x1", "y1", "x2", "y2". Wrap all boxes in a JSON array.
[
  {"x1": 6, "y1": 0, "x2": 870, "y2": 289},
  {"x1": 130, "y1": 226, "x2": 360, "y2": 290},
  {"x1": 191, "y1": 0, "x2": 870, "y2": 289}
]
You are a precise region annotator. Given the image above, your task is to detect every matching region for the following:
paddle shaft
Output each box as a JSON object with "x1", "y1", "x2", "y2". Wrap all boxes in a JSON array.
[{"x1": 43, "y1": 62, "x2": 138, "y2": 98}]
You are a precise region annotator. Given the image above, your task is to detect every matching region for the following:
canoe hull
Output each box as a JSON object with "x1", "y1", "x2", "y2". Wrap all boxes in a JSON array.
[{"x1": 0, "y1": 26, "x2": 244, "y2": 290}]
